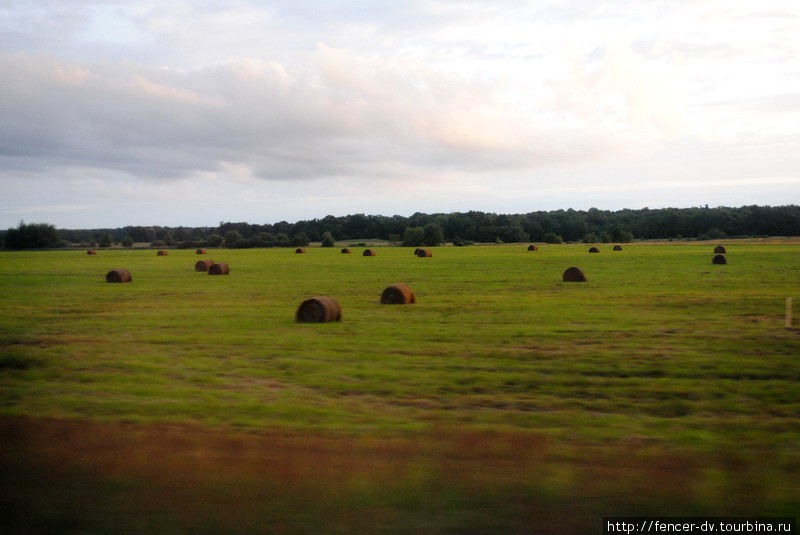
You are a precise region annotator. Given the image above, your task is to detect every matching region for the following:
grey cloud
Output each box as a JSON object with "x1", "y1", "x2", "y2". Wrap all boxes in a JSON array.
[{"x1": 0, "y1": 48, "x2": 621, "y2": 182}]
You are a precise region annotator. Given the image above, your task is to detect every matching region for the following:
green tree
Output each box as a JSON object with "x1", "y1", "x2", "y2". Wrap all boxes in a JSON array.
[
  {"x1": 121, "y1": 236, "x2": 134, "y2": 247},
  {"x1": 610, "y1": 226, "x2": 634, "y2": 243},
  {"x1": 401, "y1": 226, "x2": 425, "y2": 247},
  {"x1": 582, "y1": 233, "x2": 601, "y2": 243},
  {"x1": 98, "y1": 233, "x2": 113, "y2": 248},
  {"x1": 206, "y1": 234, "x2": 224, "y2": 247},
  {"x1": 320, "y1": 231, "x2": 335, "y2": 247},
  {"x1": 291, "y1": 232, "x2": 310, "y2": 247},
  {"x1": 256, "y1": 232, "x2": 276, "y2": 247},
  {"x1": 543, "y1": 232, "x2": 563, "y2": 244},
  {"x1": 3, "y1": 221, "x2": 61, "y2": 249},
  {"x1": 224, "y1": 230, "x2": 243, "y2": 248},
  {"x1": 422, "y1": 223, "x2": 444, "y2": 246},
  {"x1": 275, "y1": 233, "x2": 290, "y2": 247}
]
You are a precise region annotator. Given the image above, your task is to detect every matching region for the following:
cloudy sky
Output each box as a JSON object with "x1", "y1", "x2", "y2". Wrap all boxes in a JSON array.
[{"x1": 1, "y1": 1, "x2": 798, "y2": 228}]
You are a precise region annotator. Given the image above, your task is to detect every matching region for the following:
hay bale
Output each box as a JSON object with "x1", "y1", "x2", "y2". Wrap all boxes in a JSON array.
[
  {"x1": 86, "y1": 250, "x2": 97, "y2": 255},
  {"x1": 416, "y1": 248, "x2": 432, "y2": 257},
  {"x1": 712, "y1": 254, "x2": 727, "y2": 265},
  {"x1": 363, "y1": 249, "x2": 376, "y2": 256},
  {"x1": 588, "y1": 247, "x2": 600, "y2": 253},
  {"x1": 714, "y1": 245, "x2": 726, "y2": 254},
  {"x1": 340, "y1": 248, "x2": 351, "y2": 254},
  {"x1": 157, "y1": 250, "x2": 168, "y2": 256},
  {"x1": 381, "y1": 283, "x2": 416, "y2": 304},
  {"x1": 295, "y1": 248, "x2": 306, "y2": 254},
  {"x1": 613, "y1": 245, "x2": 623, "y2": 251},
  {"x1": 296, "y1": 296, "x2": 342, "y2": 323},
  {"x1": 195, "y1": 248, "x2": 207, "y2": 255},
  {"x1": 413, "y1": 248, "x2": 423, "y2": 256},
  {"x1": 562, "y1": 266, "x2": 586, "y2": 282},
  {"x1": 208, "y1": 262, "x2": 230, "y2": 275},
  {"x1": 195, "y1": 259, "x2": 215, "y2": 272},
  {"x1": 527, "y1": 244, "x2": 538, "y2": 251},
  {"x1": 106, "y1": 268, "x2": 132, "y2": 283}
]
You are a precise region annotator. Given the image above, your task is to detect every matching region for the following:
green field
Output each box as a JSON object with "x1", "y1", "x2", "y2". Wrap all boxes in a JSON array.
[{"x1": 1, "y1": 243, "x2": 799, "y2": 533}]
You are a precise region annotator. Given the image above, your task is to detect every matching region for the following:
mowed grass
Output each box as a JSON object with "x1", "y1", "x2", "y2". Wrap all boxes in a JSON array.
[
  {"x1": 1, "y1": 243, "x2": 799, "y2": 444},
  {"x1": 2, "y1": 242, "x2": 800, "y2": 532}
]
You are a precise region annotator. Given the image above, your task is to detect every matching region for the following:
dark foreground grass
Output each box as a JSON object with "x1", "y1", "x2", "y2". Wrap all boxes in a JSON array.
[{"x1": 0, "y1": 242, "x2": 798, "y2": 533}]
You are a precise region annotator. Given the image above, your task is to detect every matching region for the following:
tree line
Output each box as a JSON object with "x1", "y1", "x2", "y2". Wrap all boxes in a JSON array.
[{"x1": 3, "y1": 205, "x2": 800, "y2": 249}]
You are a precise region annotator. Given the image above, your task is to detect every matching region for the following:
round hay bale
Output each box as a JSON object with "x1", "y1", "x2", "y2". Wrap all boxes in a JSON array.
[
  {"x1": 157, "y1": 250, "x2": 168, "y2": 256},
  {"x1": 340, "y1": 248, "x2": 351, "y2": 254},
  {"x1": 588, "y1": 247, "x2": 600, "y2": 253},
  {"x1": 195, "y1": 259, "x2": 215, "y2": 272},
  {"x1": 195, "y1": 248, "x2": 207, "y2": 255},
  {"x1": 712, "y1": 254, "x2": 727, "y2": 265},
  {"x1": 613, "y1": 245, "x2": 623, "y2": 251},
  {"x1": 714, "y1": 245, "x2": 726, "y2": 254},
  {"x1": 208, "y1": 262, "x2": 230, "y2": 275},
  {"x1": 296, "y1": 297, "x2": 342, "y2": 323},
  {"x1": 105, "y1": 268, "x2": 132, "y2": 283},
  {"x1": 86, "y1": 250, "x2": 97, "y2": 255},
  {"x1": 527, "y1": 244, "x2": 538, "y2": 251},
  {"x1": 363, "y1": 249, "x2": 376, "y2": 256},
  {"x1": 381, "y1": 283, "x2": 416, "y2": 304},
  {"x1": 562, "y1": 266, "x2": 586, "y2": 282},
  {"x1": 413, "y1": 248, "x2": 423, "y2": 256},
  {"x1": 416, "y1": 248, "x2": 432, "y2": 257},
  {"x1": 295, "y1": 248, "x2": 306, "y2": 254}
]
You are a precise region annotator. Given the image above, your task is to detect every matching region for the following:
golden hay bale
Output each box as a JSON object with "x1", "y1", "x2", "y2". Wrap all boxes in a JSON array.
[
  {"x1": 381, "y1": 283, "x2": 416, "y2": 304},
  {"x1": 157, "y1": 250, "x2": 168, "y2": 256},
  {"x1": 588, "y1": 247, "x2": 600, "y2": 253},
  {"x1": 562, "y1": 266, "x2": 586, "y2": 282},
  {"x1": 208, "y1": 262, "x2": 230, "y2": 275},
  {"x1": 714, "y1": 245, "x2": 726, "y2": 254},
  {"x1": 195, "y1": 259, "x2": 215, "y2": 272},
  {"x1": 416, "y1": 248, "x2": 433, "y2": 257},
  {"x1": 296, "y1": 296, "x2": 342, "y2": 323},
  {"x1": 712, "y1": 254, "x2": 727, "y2": 265},
  {"x1": 295, "y1": 248, "x2": 306, "y2": 254},
  {"x1": 340, "y1": 248, "x2": 351, "y2": 254},
  {"x1": 613, "y1": 245, "x2": 623, "y2": 251},
  {"x1": 195, "y1": 248, "x2": 207, "y2": 255},
  {"x1": 527, "y1": 244, "x2": 538, "y2": 251},
  {"x1": 106, "y1": 268, "x2": 132, "y2": 283},
  {"x1": 86, "y1": 250, "x2": 97, "y2": 255},
  {"x1": 413, "y1": 248, "x2": 423, "y2": 256},
  {"x1": 363, "y1": 249, "x2": 377, "y2": 256}
]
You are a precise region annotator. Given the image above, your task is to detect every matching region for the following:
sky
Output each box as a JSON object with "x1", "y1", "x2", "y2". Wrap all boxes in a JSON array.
[{"x1": 1, "y1": 0, "x2": 799, "y2": 229}]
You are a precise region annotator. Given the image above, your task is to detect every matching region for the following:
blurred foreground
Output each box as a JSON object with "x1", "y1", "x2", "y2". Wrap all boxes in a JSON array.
[{"x1": 1, "y1": 416, "x2": 796, "y2": 534}]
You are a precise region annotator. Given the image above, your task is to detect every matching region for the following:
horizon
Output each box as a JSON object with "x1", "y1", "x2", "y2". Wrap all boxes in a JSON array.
[
  {"x1": 2, "y1": 2, "x2": 799, "y2": 228},
  {"x1": 4, "y1": 202, "x2": 796, "y2": 232}
]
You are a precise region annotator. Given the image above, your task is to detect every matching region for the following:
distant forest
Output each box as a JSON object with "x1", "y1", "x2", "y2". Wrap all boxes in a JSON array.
[{"x1": 3, "y1": 205, "x2": 800, "y2": 249}]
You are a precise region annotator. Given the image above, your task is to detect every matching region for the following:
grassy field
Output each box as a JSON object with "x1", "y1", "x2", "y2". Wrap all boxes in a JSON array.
[{"x1": 1, "y1": 242, "x2": 798, "y2": 533}]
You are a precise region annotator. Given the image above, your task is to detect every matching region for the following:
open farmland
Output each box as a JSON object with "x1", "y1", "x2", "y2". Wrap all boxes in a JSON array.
[{"x1": 1, "y1": 242, "x2": 799, "y2": 533}]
